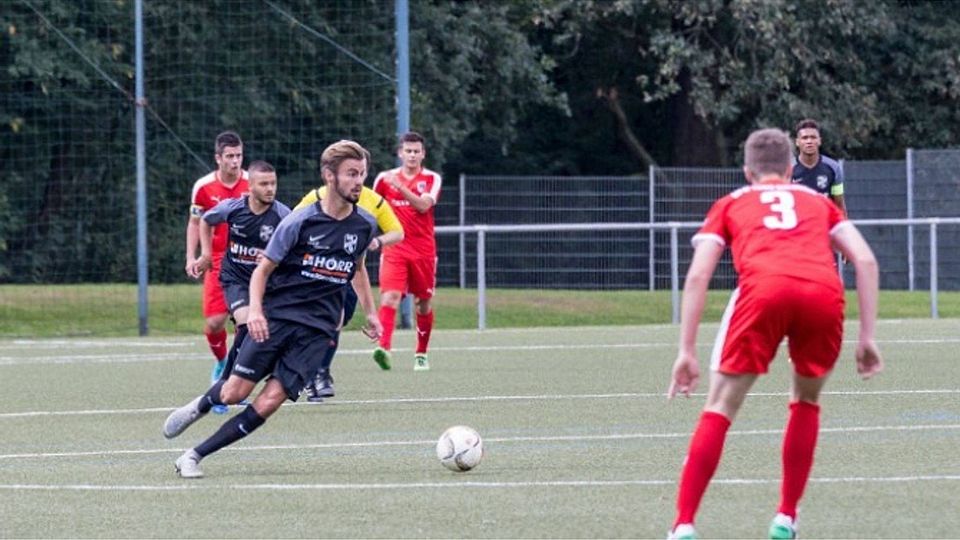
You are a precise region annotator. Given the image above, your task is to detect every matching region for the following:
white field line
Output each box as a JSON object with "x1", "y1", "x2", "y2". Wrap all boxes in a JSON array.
[
  {"x1": 0, "y1": 423, "x2": 958, "y2": 461},
  {"x1": 0, "y1": 389, "x2": 957, "y2": 420},
  {"x1": 0, "y1": 342, "x2": 672, "y2": 365},
  {"x1": 2, "y1": 337, "x2": 959, "y2": 365},
  {"x1": 1, "y1": 474, "x2": 960, "y2": 492}
]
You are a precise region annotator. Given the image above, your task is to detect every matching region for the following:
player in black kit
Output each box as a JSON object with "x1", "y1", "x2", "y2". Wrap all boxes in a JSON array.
[
  {"x1": 189, "y1": 160, "x2": 291, "y2": 415},
  {"x1": 164, "y1": 141, "x2": 382, "y2": 478},
  {"x1": 792, "y1": 118, "x2": 847, "y2": 216}
]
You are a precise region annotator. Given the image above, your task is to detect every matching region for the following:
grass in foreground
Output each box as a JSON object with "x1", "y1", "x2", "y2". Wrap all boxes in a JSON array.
[
  {"x1": 0, "y1": 321, "x2": 957, "y2": 537},
  {"x1": 1, "y1": 283, "x2": 959, "y2": 337}
]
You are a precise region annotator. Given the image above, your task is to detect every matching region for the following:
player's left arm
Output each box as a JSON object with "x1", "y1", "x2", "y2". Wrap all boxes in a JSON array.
[
  {"x1": 351, "y1": 254, "x2": 382, "y2": 341},
  {"x1": 294, "y1": 188, "x2": 320, "y2": 211},
  {"x1": 830, "y1": 160, "x2": 847, "y2": 218},
  {"x1": 247, "y1": 256, "x2": 278, "y2": 343}
]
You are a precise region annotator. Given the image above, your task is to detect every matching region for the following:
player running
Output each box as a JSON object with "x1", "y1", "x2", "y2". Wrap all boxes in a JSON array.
[
  {"x1": 185, "y1": 131, "x2": 249, "y2": 406},
  {"x1": 294, "y1": 175, "x2": 403, "y2": 400},
  {"x1": 372, "y1": 132, "x2": 441, "y2": 371},
  {"x1": 189, "y1": 160, "x2": 291, "y2": 404},
  {"x1": 164, "y1": 140, "x2": 382, "y2": 478}
]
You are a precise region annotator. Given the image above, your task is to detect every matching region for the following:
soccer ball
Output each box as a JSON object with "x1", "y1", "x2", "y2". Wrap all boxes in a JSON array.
[{"x1": 436, "y1": 425, "x2": 483, "y2": 472}]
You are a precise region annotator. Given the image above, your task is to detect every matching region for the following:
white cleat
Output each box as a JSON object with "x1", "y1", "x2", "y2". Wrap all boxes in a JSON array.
[
  {"x1": 174, "y1": 449, "x2": 203, "y2": 479},
  {"x1": 163, "y1": 396, "x2": 206, "y2": 439},
  {"x1": 414, "y1": 354, "x2": 430, "y2": 371},
  {"x1": 667, "y1": 523, "x2": 697, "y2": 540}
]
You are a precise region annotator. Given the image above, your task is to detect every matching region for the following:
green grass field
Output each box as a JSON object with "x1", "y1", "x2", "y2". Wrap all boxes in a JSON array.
[
  {"x1": 2, "y1": 284, "x2": 960, "y2": 336},
  {"x1": 1, "y1": 320, "x2": 958, "y2": 538}
]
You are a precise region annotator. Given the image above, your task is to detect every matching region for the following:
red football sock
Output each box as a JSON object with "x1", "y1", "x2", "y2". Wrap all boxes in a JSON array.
[
  {"x1": 378, "y1": 305, "x2": 396, "y2": 351},
  {"x1": 415, "y1": 311, "x2": 434, "y2": 354},
  {"x1": 205, "y1": 328, "x2": 228, "y2": 360},
  {"x1": 778, "y1": 400, "x2": 820, "y2": 519},
  {"x1": 674, "y1": 411, "x2": 731, "y2": 527}
]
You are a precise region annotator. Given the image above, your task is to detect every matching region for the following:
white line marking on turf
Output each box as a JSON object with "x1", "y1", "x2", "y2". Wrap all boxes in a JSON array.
[
  {"x1": 0, "y1": 343, "x2": 675, "y2": 365},
  {"x1": 0, "y1": 389, "x2": 957, "y2": 419},
  {"x1": 1, "y1": 475, "x2": 959, "y2": 492},
  {"x1": 0, "y1": 423, "x2": 957, "y2": 461},
  {"x1": 0, "y1": 389, "x2": 958, "y2": 419},
  {"x1": 3, "y1": 336, "x2": 959, "y2": 365}
]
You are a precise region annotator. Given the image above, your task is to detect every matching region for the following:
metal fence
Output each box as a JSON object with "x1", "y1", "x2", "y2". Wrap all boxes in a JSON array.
[
  {"x1": 439, "y1": 218, "x2": 960, "y2": 330},
  {"x1": 450, "y1": 151, "x2": 960, "y2": 292}
]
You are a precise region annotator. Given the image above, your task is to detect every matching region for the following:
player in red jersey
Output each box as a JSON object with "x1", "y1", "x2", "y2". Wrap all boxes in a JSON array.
[
  {"x1": 666, "y1": 129, "x2": 883, "y2": 540},
  {"x1": 185, "y1": 131, "x2": 249, "y2": 411},
  {"x1": 372, "y1": 132, "x2": 441, "y2": 371}
]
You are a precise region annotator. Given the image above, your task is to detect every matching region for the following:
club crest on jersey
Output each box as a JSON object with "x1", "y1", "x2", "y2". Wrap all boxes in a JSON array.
[
  {"x1": 817, "y1": 175, "x2": 828, "y2": 190},
  {"x1": 259, "y1": 224, "x2": 275, "y2": 243},
  {"x1": 343, "y1": 233, "x2": 358, "y2": 254},
  {"x1": 416, "y1": 181, "x2": 427, "y2": 193}
]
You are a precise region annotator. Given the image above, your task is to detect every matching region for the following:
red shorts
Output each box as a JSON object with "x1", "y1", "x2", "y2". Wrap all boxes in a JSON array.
[
  {"x1": 378, "y1": 251, "x2": 436, "y2": 299},
  {"x1": 202, "y1": 256, "x2": 228, "y2": 318},
  {"x1": 712, "y1": 276, "x2": 844, "y2": 378}
]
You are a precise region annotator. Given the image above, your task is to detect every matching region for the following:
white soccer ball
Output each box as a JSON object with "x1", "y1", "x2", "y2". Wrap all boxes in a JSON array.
[{"x1": 436, "y1": 425, "x2": 483, "y2": 472}]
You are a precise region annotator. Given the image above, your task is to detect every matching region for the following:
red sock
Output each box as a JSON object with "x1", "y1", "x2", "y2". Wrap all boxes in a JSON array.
[
  {"x1": 779, "y1": 400, "x2": 820, "y2": 519},
  {"x1": 378, "y1": 305, "x2": 396, "y2": 351},
  {"x1": 674, "y1": 411, "x2": 731, "y2": 527},
  {"x1": 205, "y1": 328, "x2": 228, "y2": 360},
  {"x1": 415, "y1": 311, "x2": 434, "y2": 354}
]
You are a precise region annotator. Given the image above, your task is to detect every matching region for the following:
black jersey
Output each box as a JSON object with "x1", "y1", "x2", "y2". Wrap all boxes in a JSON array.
[
  {"x1": 262, "y1": 201, "x2": 376, "y2": 332},
  {"x1": 202, "y1": 195, "x2": 292, "y2": 286},
  {"x1": 791, "y1": 155, "x2": 844, "y2": 197}
]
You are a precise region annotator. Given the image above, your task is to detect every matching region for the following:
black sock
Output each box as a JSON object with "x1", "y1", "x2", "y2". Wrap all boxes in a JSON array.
[
  {"x1": 318, "y1": 331, "x2": 341, "y2": 373},
  {"x1": 195, "y1": 405, "x2": 266, "y2": 458},
  {"x1": 198, "y1": 380, "x2": 226, "y2": 414},
  {"x1": 220, "y1": 324, "x2": 247, "y2": 382}
]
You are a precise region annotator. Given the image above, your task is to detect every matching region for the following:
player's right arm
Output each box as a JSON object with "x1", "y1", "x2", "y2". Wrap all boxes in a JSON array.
[
  {"x1": 190, "y1": 200, "x2": 230, "y2": 278},
  {"x1": 185, "y1": 177, "x2": 210, "y2": 277},
  {"x1": 185, "y1": 215, "x2": 201, "y2": 277},
  {"x1": 831, "y1": 222, "x2": 883, "y2": 379},
  {"x1": 668, "y1": 238, "x2": 725, "y2": 399}
]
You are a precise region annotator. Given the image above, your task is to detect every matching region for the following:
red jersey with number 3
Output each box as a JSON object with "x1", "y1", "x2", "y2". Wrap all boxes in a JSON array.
[
  {"x1": 190, "y1": 171, "x2": 249, "y2": 255},
  {"x1": 692, "y1": 183, "x2": 847, "y2": 290},
  {"x1": 373, "y1": 167, "x2": 442, "y2": 258}
]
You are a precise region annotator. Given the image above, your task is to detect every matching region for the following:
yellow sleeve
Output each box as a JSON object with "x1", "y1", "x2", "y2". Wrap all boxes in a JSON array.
[
  {"x1": 359, "y1": 187, "x2": 403, "y2": 234},
  {"x1": 294, "y1": 187, "x2": 322, "y2": 210}
]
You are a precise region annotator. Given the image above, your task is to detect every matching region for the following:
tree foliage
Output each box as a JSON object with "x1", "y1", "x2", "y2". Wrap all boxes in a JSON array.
[{"x1": 3, "y1": 0, "x2": 960, "y2": 283}]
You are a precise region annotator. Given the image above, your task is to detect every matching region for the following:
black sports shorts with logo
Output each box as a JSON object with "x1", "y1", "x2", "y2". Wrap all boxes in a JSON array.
[
  {"x1": 231, "y1": 319, "x2": 336, "y2": 401},
  {"x1": 221, "y1": 279, "x2": 250, "y2": 315}
]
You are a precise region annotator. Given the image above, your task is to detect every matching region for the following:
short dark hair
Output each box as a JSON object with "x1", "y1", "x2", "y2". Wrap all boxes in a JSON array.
[
  {"x1": 794, "y1": 118, "x2": 819, "y2": 136},
  {"x1": 215, "y1": 131, "x2": 243, "y2": 154},
  {"x1": 398, "y1": 131, "x2": 425, "y2": 148},
  {"x1": 744, "y1": 128, "x2": 792, "y2": 176},
  {"x1": 248, "y1": 160, "x2": 275, "y2": 174}
]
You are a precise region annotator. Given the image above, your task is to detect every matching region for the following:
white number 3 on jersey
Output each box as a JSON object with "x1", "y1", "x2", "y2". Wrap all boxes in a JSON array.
[{"x1": 760, "y1": 191, "x2": 798, "y2": 230}]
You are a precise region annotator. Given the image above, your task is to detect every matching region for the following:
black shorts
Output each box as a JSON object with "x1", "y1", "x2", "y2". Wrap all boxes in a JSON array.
[
  {"x1": 221, "y1": 280, "x2": 249, "y2": 315},
  {"x1": 232, "y1": 319, "x2": 335, "y2": 401},
  {"x1": 343, "y1": 286, "x2": 358, "y2": 326}
]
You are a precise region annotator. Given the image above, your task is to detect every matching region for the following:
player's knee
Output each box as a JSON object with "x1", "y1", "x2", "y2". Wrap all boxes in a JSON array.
[
  {"x1": 220, "y1": 379, "x2": 251, "y2": 404},
  {"x1": 381, "y1": 291, "x2": 402, "y2": 307}
]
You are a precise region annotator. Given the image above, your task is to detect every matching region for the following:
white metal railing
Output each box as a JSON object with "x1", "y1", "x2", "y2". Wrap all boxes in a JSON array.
[{"x1": 437, "y1": 217, "x2": 960, "y2": 330}]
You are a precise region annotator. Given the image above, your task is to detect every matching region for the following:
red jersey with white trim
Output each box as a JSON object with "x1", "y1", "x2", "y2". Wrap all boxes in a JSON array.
[
  {"x1": 373, "y1": 167, "x2": 441, "y2": 258},
  {"x1": 190, "y1": 171, "x2": 249, "y2": 255},
  {"x1": 692, "y1": 183, "x2": 846, "y2": 290}
]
